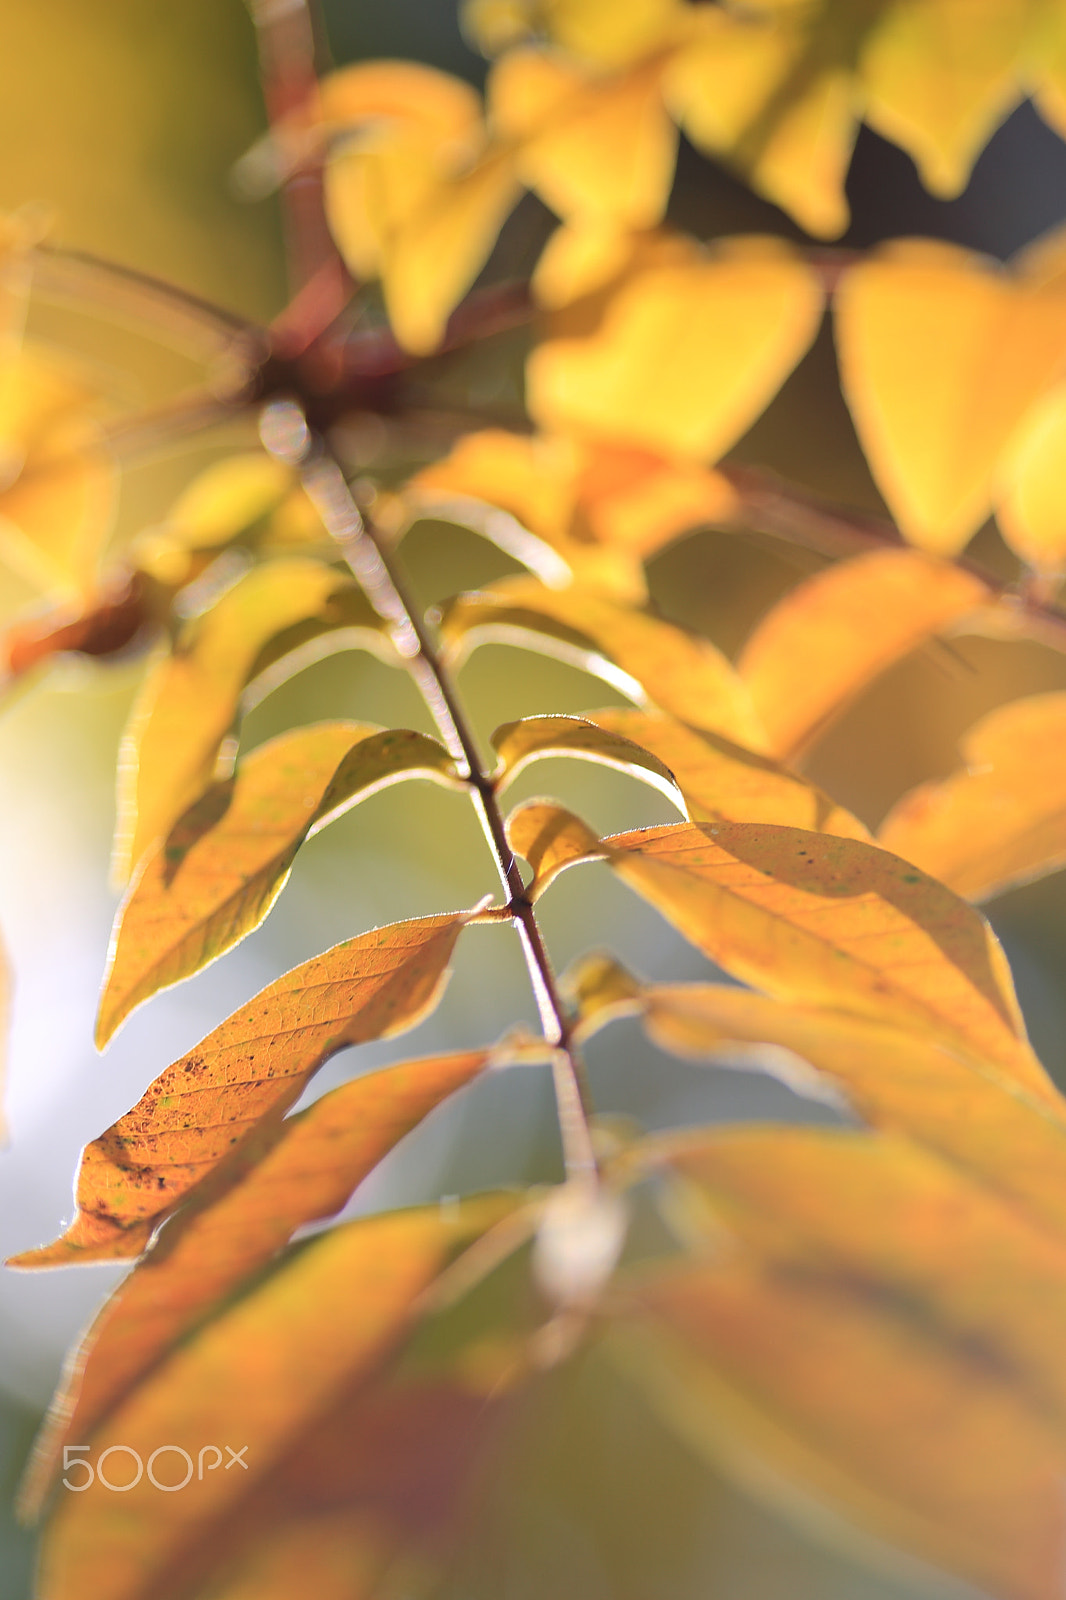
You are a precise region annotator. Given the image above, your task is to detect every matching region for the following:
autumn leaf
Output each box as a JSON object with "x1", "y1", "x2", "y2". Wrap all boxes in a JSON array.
[
  {"x1": 879, "y1": 692, "x2": 1066, "y2": 902},
  {"x1": 584, "y1": 708, "x2": 869, "y2": 839},
  {"x1": 619, "y1": 1127, "x2": 1066, "y2": 1599},
  {"x1": 736, "y1": 548, "x2": 990, "y2": 760},
  {"x1": 112, "y1": 558, "x2": 392, "y2": 885},
  {"x1": 10, "y1": 913, "x2": 474, "y2": 1264},
  {"x1": 36, "y1": 1195, "x2": 525, "y2": 1600},
  {"x1": 130, "y1": 453, "x2": 298, "y2": 588},
  {"x1": 491, "y1": 713, "x2": 683, "y2": 807},
  {"x1": 98, "y1": 722, "x2": 460, "y2": 1047},
  {"x1": 527, "y1": 233, "x2": 824, "y2": 461},
  {"x1": 508, "y1": 806, "x2": 1049, "y2": 1095},
  {"x1": 834, "y1": 233, "x2": 1066, "y2": 554},
  {"x1": 573, "y1": 962, "x2": 1066, "y2": 1242},
  {"x1": 18, "y1": 1049, "x2": 490, "y2": 1518},
  {"x1": 995, "y1": 381, "x2": 1066, "y2": 573},
  {"x1": 440, "y1": 575, "x2": 765, "y2": 746}
]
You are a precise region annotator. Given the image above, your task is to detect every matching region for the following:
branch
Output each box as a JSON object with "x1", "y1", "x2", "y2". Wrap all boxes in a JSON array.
[{"x1": 258, "y1": 397, "x2": 598, "y2": 1185}]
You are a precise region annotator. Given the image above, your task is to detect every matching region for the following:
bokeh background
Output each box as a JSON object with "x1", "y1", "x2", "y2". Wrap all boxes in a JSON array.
[{"x1": 1, "y1": 3, "x2": 1065, "y2": 1596}]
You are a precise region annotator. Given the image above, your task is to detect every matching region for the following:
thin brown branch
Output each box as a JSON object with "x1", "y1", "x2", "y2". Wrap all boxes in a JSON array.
[{"x1": 258, "y1": 397, "x2": 598, "y2": 1184}]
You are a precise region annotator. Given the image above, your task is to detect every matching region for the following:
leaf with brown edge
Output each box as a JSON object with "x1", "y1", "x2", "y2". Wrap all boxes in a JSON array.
[
  {"x1": 98, "y1": 722, "x2": 460, "y2": 1048},
  {"x1": 18, "y1": 1049, "x2": 490, "y2": 1520},
  {"x1": 527, "y1": 233, "x2": 824, "y2": 461},
  {"x1": 491, "y1": 714, "x2": 683, "y2": 809},
  {"x1": 9, "y1": 913, "x2": 474, "y2": 1266},
  {"x1": 515, "y1": 805, "x2": 1051, "y2": 1097},
  {"x1": 574, "y1": 960, "x2": 1066, "y2": 1243},
  {"x1": 834, "y1": 233, "x2": 1066, "y2": 555},
  {"x1": 112, "y1": 559, "x2": 392, "y2": 885},
  {"x1": 35, "y1": 1194, "x2": 525, "y2": 1600},
  {"x1": 879, "y1": 693, "x2": 1066, "y2": 903},
  {"x1": 440, "y1": 576, "x2": 764, "y2": 747},
  {"x1": 620, "y1": 1127, "x2": 1066, "y2": 1600},
  {"x1": 736, "y1": 549, "x2": 990, "y2": 762},
  {"x1": 584, "y1": 708, "x2": 869, "y2": 840}
]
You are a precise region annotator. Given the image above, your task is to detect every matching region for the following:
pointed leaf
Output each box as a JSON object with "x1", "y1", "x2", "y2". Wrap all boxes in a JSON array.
[
  {"x1": 489, "y1": 48, "x2": 677, "y2": 227},
  {"x1": 737, "y1": 549, "x2": 990, "y2": 760},
  {"x1": 624, "y1": 1127, "x2": 1066, "y2": 1600},
  {"x1": 440, "y1": 576, "x2": 764, "y2": 746},
  {"x1": 98, "y1": 722, "x2": 459, "y2": 1047},
  {"x1": 491, "y1": 713, "x2": 683, "y2": 807},
  {"x1": 527, "y1": 233, "x2": 824, "y2": 461},
  {"x1": 37, "y1": 1195, "x2": 521, "y2": 1600},
  {"x1": 585, "y1": 708, "x2": 869, "y2": 839},
  {"x1": 879, "y1": 692, "x2": 1066, "y2": 902},
  {"x1": 113, "y1": 558, "x2": 391, "y2": 884},
  {"x1": 10, "y1": 913, "x2": 473, "y2": 1265},
  {"x1": 834, "y1": 235, "x2": 1066, "y2": 554},
  {"x1": 19, "y1": 1049, "x2": 489, "y2": 1517}
]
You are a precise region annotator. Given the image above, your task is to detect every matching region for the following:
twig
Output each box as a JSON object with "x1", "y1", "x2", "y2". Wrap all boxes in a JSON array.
[{"x1": 258, "y1": 398, "x2": 599, "y2": 1185}]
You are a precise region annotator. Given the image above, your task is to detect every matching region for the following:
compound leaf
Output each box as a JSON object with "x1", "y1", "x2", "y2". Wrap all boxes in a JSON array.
[
  {"x1": 10, "y1": 913, "x2": 474, "y2": 1265},
  {"x1": 879, "y1": 692, "x2": 1066, "y2": 902},
  {"x1": 98, "y1": 722, "x2": 459, "y2": 1047}
]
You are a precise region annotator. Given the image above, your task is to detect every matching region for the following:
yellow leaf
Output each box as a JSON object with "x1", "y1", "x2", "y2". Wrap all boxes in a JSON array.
[
  {"x1": 10, "y1": 913, "x2": 473, "y2": 1264},
  {"x1": 835, "y1": 236, "x2": 1066, "y2": 554},
  {"x1": 584, "y1": 708, "x2": 869, "y2": 839},
  {"x1": 491, "y1": 712, "x2": 684, "y2": 805},
  {"x1": 98, "y1": 723, "x2": 459, "y2": 1047},
  {"x1": 489, "y1": 48, "x2": 678, "y2": 227},
  {"x1": 36, "y1": 1195, "x2": 518, "y2": 1600},
  {"x1": 131, "y1": 454, "x2": 298, "y2": 589},
  {"x1": 626, "y1": 1127, "x2": 1066, "y2": 1600},
  {"x1": 505, "y1": 798, "x2": 601, "y2": 896},
  {"x1": 440, "y1": 575, "x2": 764, "y2": 745},
  {"x1": 879, "y1": 692, "x2": 1066, "y2": 902},
  {"x1": 112, "y1": 558, "x2": 391, "y2": 885},
  {"x1": 737, "y1": 549, "x2": 990, "y2": 760},
  {"x1": 860, "y1": 0, "x2": 1032, "y2": 197},
  {"x1": 995, "y1": 381, "x2": 1066, "y2": 571},
  {"x1": 466, "y1": 0, "x2": 691, "y2": 68},
  {"x1": 18, "y1": 1049, "x2": 489, "y2": 1518},
  {"x1": 528, "y1": 234, "x2": 824, "y2": 460}
]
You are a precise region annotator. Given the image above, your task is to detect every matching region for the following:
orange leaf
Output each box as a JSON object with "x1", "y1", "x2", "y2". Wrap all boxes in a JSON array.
[
  {"x1": 834, "y1": 235, "x2": 1066, "y2": 554},
  {"x1": 112, "y1": 558, "x2": 391, "y2": 885},
  {"x1": 18, "y1": 1049, "x2": 489, "y2": 1518},
  {"x1": 37, "y1": 1195, "x2": 520, "y2": 1600},
  {"x1": 585, "y1": 708, "x2": 869, "y2": 839},
  {"x1": 10, "y1": 913, "x2": 473, "y2": 1265},
  {"x1": 879, "y1": 692, "x2": 1066, "y2": 902},
  {"x1": 491, "y1": 713, "x2": 683, "y2": 806},
  {"x1": 626, "y1": 1127, "x2": 1066, "y2": 1600},
  {"x1": 440, "y1": 575, "x2": 764, "y2": 745},
  {"x1": 736, "y1": 549, "x2": 990, "y2": 760},
  {"x1": 98, "y1": 722, "x2": 459, "y2": 1047},
  {"x1": 527, "y1": 234, "x2": 824, "y2": 461}
]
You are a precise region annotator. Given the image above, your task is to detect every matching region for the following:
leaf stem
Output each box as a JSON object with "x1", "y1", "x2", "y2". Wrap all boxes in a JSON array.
[{"x1": 258, "y1": 398, "x2": 598, "y2": 1184}]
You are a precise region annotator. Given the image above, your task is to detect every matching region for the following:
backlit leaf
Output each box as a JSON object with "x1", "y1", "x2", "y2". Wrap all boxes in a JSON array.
[
  {"x1": 585, "y1": 708, "x2": 869, "y2": 839},
  {"x1": 467, "y1": 0, "x2": 690, "y2": 69},
  {"x1": 36, "y1": 1195, "x2": 521, "y2": 1600},
  {"x1": 879, "y1": 692, "x2": 1066, "y2": 902},
  {"x1": 491, "y1": 713, "x2": 683, "y2": 806},
  {"x1": 440, "y1": 576, "x2": 765, "y2": 745},
  {"x1": 112, "y1": 558, "x2": 391, "y2": 885},
  {"x1": 489, "y1": 48, "x2": 677, "y2": 227},
  {"x1": 519, "y1": 807, "x2": 1049, "y2": 1093},
  {"x1": 98, "y1": 722, "x2": 459, "y2": 1048},
  {"x1": 624, "y1": 1126, "x2": 1066, "y2": 1599},
  {"x1": 527, "y1": 234, "x2": 824, "y2": 461},
  {"x1": 736, "y1": 549, "x2": 990, "y2": 760},
  {"x1": 10, "y1": 912, "x2": 473, "y2": 1264},
  {"x1": 596, "y1": 975, "x2": 1066, "y2": 1240},
  {"x1": 834, "y1": 235, "x2": 1066, "y2": 554},
  {"x1": 995, "y1": 381, "x2": 1066, "y2": 572},
  {"x1": 19, "y1": 1050, "x2": 489, "y2": 1517}
]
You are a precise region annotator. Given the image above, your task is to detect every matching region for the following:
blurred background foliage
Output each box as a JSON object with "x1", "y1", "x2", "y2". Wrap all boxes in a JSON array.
[{"x1": 0, "y1": 2, "x2": 1065, "y2": 1596}]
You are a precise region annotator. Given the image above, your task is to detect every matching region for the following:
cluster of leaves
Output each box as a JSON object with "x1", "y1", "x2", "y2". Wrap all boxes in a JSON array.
[{"x1": 5, "y1": 2, "x2": 1066, "y2": 1597}]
